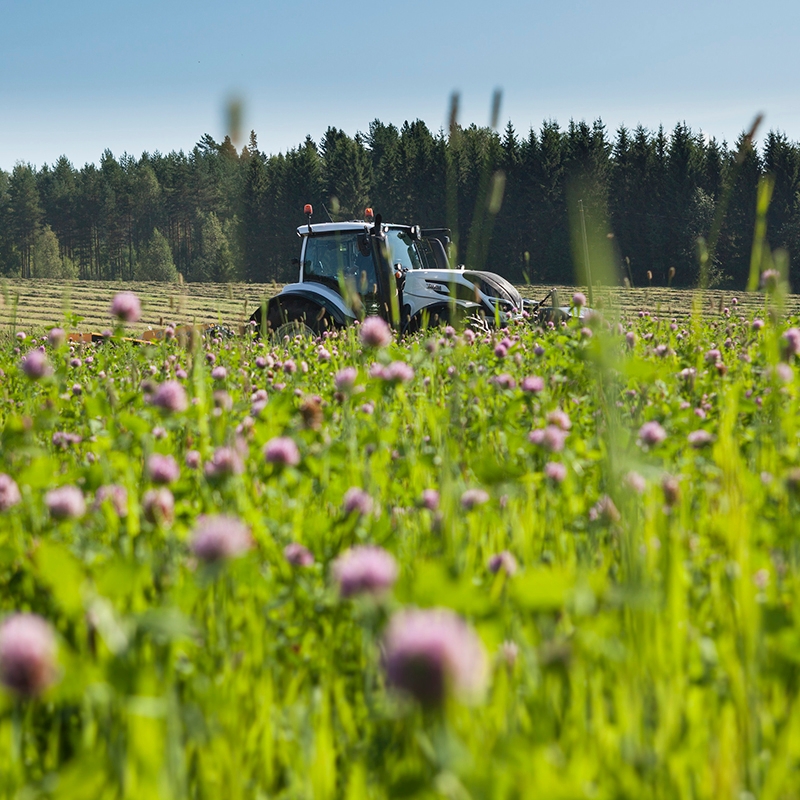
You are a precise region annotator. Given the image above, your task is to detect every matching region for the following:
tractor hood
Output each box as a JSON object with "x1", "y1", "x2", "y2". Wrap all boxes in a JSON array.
[{"x1": 460, "y1": 270, "x2": 523, "y2": 310}]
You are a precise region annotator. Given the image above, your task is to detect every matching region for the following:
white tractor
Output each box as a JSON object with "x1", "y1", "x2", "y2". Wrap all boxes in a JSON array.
[{"x1": 250, "y1": 206, "x2": 577, "y2": 338}]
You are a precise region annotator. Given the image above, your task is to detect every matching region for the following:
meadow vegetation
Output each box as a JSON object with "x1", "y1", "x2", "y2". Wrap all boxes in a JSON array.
[{"x1": 1, "y1": 279, "x2": 800, "y2": 798}]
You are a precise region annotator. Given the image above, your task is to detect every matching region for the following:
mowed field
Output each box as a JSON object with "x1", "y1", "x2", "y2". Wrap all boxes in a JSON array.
[{"x1": 1, "y1": 277, "x2": 799, "y2": 333}]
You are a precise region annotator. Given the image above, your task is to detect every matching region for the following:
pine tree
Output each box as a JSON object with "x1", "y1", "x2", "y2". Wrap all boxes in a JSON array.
[
  {"x1": 8, "y1": 164, "x2": 42, "y2": 278},
  {"x1": 135, "y1": 228, "x2": 178, "y2": 281}
]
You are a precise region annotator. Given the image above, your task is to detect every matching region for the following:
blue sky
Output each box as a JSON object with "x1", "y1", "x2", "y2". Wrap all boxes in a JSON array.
[{"x1": 2, "y1": 0, "x2": 799, "y2": 170}]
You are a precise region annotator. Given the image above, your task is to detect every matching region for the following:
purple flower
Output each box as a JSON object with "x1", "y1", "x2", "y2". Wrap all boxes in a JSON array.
[
  {"x1": 624, "y1": 471, "x2": 647, "y2": 494},
  {"x1": 528, "y1": 425, "x2": 567, "y2": 453},
  {"x1": 625, "y1": 331, "x2": 636, "y2": 349},
  {"x1": 638, "y1": 421, "x2": 667, "y2": 447},
  {"x1": 688, "y1": 429, "x2": 714, "y2": 448},
  {"x1": 332, "y1": 545, "x2": 398, "y2": 598},
  {"x1": 359, "y1": 316, "x2": 393, "y2": 348},
  {"x1": 147, "y1": 454, "x2": 180, "y2": 484},
  {"x1": 94, "y1": 484, "x2": 128, "y2": 517},
  {"x1": 204, "y1": 446, "x2": 244, "y2": 477},
  {"x1": 521, "y1": 375, "x2": 544, "y2": 394},
  {"x1": 783, "y1": 328, "x2": 800, "y2": 358},
  {"x1": 142, "y1": 488, "x2": 174, "y2": 524},
  {"x1": 461, "y1": 488, "x2": 489, "y2": 510},
  {"x1": 110, "y1": 291, "x2": 141, "y2": 323},
  {"x1": 546, "y1": 409, "x2": 571, "y2": 430},
  {"x1": 382, "y1": 361, "x2": 415, "y2": 384},
  {"x1": 544, "y1": 462, "x2": 567, "y2": 483},
  {"x1": 45, "y1": 486, "x2": 85, "y2": 519},
  {"x1": 493, "y1": 373, "x2": 516, "y2": 390},
  {"x1": 335, "y1": 367, "x2": 358, "y2": 393},
  {"x1": 494, "y1": 343, "x2": 508, "y2": 358},
  {"x1": 21, "y1": 349, "x2": 51, "y2": 379},
  {"x1": 572, "y1": 292, "x2": 587, "y2": 308},
  {"x1": 52, "y1": 431, "x2": 82, "y2": 449},
  {"x1": 185, "y1": 450, "x2": 201, "y2": 469},
  {"x1": 761, "y1": 269, "x2": 780, "y2": 292},
  {"x1": 211, "y1": 366, "x2": 227, "y2": 381},
  {"x1": 151, "y1": 381, "x2": 188, "y2": 413},
  {"x1": 589, "y1": 495, "x2": 620, "y2": 523},
  {"x1": 752, "y1": 318, "x2": 765, "y2": 331},
  {"x1": 284, "y1": 542, "x2": 314, "y2": 567},
  {"x1": 420, "y1": 489, "x2": 440, "y2": 511},
  {"x1": 0, "y1": 614, "x2": 58, "y2": 697},
  {"x1": 264, "y1": 437, "x2": 300, "y2": 467},
  {"x1": 190, "y1": 515, "x2": 252, "y2": 563},
  {"x1": 0, "y1": 474, "x2": 22, "y2": 512},
  {"x1": 342, "y1": 487, "x2": 374, "y2": 516},
  {"x1": 47, "y1": 328, "x2": 66, "y2": 348},
  {"x1": 488, "y1": 550, "x2": 518, "y2": 576},
  {"x1": 381, "y1": 608, "x2": 487, "y2": 707}
]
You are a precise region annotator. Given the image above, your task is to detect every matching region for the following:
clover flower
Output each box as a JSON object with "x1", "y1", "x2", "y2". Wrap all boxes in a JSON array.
[
  {"x1": 151, "y1": 381, "x2": 188, "y2": 413},
  {"x1": 638, "y1": 421, "x2": 667, "y2": 447},
  {"x1": 420, "y1": 489, "x2": 440, "y2": 511},
  {"x1": 284, "y1": 542, "x2": 315, "y2": 567},
  {"x1": 94, "y1": 484, "x2": 128, "y2": 517},
  {"x1": 688, "y1": 429, "x2": 714, "y2": 448},
  {"x1": 110, "y1": 291, "x2": 141, "y2": 323},
  {"x1": 45, "y1": 486, "x2": 86, "y2": 519},
  {"x1": 382, "y1": 607, "x2": 487, "y2": 707},
  {"x1": 204, "y1": 446, "x2": 244, "y2": 477},
  {"x1": 335, "y1": 367, "x2": 358, "y2": 393},
  {"x1": 47, "y1": 328, "x2": 66, "y2": 348},
  {"x1": 147, "y1": 454, "x2": 180, "y2": 484},
  {"x1": 332, "y1": 545, "x2": 398, "y2": 598},
  {"x1": 572, "y1": 292, "x2": 587, "y2": 308},
  {"x1": 0, "y1": 614, "x2": 58, "y2": 697},
  {"x1": 0, "y1": 474, "x2": 21, "y2": 512},
  {"x1": 142, "y1": 488, "x2": 174, "y2": 525},
  {"x1": 460, "y1": 488, "x2": 489, "y2": 510},
  {"x1": 488, "y1": 551, "x2": 518, "y2": 576},
  {"x1": 190, "y1": 515, "x2": 252, "y2": 563},
  {"x1": 342, "y1": 487, "x2": 374, "y2": 516},
  {"x1": 21, "y1": 349, "x2": 51, "y2": 379},
  {"x1": 359, "y1": 316, "x2": 393, "y2": 348},
  {"x1": 544, "y1": 462, "x2": 567, "y2": 483},
  {"x1": 589, "y1": 494, "x2": 620, "y2": 524},
  {"x1": 528, "y1": 425, "x2": 567, "y2": 453},
  {"x1": 521, "y1": 376, "x2": 544, "y2": 394},
  {"x1": 264, "y1": 437, "x2": 300, "y2": 467}
]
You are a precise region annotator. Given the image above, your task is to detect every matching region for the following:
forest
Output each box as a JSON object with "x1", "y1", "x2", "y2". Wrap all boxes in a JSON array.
[{"x1": 1, "y1": 117, "x2": 799, "y2": 289}]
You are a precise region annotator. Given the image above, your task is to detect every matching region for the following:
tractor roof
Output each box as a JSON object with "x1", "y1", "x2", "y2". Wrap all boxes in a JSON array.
[{"x1": 296, "y1": 221, "x2": 412, "y2": 237}]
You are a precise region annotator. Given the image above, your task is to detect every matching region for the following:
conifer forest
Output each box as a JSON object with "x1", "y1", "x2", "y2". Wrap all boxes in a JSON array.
[{"x1": 2, "y1": 118, "x2": 799, "y2": 290}]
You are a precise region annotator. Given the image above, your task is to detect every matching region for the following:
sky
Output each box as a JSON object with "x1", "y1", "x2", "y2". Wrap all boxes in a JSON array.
[{"x1": 2, "y1": 0, "x2": 800, "y2": 171}]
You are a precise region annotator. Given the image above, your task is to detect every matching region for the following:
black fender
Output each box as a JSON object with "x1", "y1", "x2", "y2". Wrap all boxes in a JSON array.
[
  {"x1": 402, "y1": 301, "x2": 483, "y2": 335},
  {"x1": 250, "y1": 291, "x2": 350, "y2": 336}
]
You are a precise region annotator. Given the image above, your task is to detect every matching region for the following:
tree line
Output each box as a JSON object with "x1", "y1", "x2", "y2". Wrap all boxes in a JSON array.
[{"x1": 1, "y1": 119, "x2": 799, "y2": 289}]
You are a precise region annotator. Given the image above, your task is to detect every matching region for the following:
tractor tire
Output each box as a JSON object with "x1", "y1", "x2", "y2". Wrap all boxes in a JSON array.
[{"x1": 251, "y1": 299, "x2": 335, "y2": 342}]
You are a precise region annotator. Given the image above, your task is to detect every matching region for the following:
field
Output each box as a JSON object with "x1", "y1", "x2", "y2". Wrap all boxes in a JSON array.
[
  {"x1": 4, "y1": 277, "x2": 800, "y2": 333},
  {"x1": 2, "y1": 283, "x2": 800, "y2": 798}
]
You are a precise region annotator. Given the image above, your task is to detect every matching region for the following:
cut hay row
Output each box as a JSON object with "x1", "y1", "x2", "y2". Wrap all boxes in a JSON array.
[{"x1": 0, "y1": 279, "x2": 797, "y2": 334}]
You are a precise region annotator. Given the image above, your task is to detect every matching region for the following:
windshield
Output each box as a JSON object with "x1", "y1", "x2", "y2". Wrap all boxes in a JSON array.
[
  {"x1": 385, "y1": 229, "x2": 423, "y2": 270},
  {"x1": 303, "y1": 232, "x2": 377, "y2": 294}
]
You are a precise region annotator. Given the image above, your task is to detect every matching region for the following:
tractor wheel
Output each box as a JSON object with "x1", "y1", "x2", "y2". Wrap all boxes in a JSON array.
[{"x1": 262, "y1": 299, "x2": 335, "y2": 343}]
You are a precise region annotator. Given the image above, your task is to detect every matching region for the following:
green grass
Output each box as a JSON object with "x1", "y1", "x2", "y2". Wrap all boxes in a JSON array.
[{"x1": 1, "y1": 288, "x2": 800, "y2": 798}]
